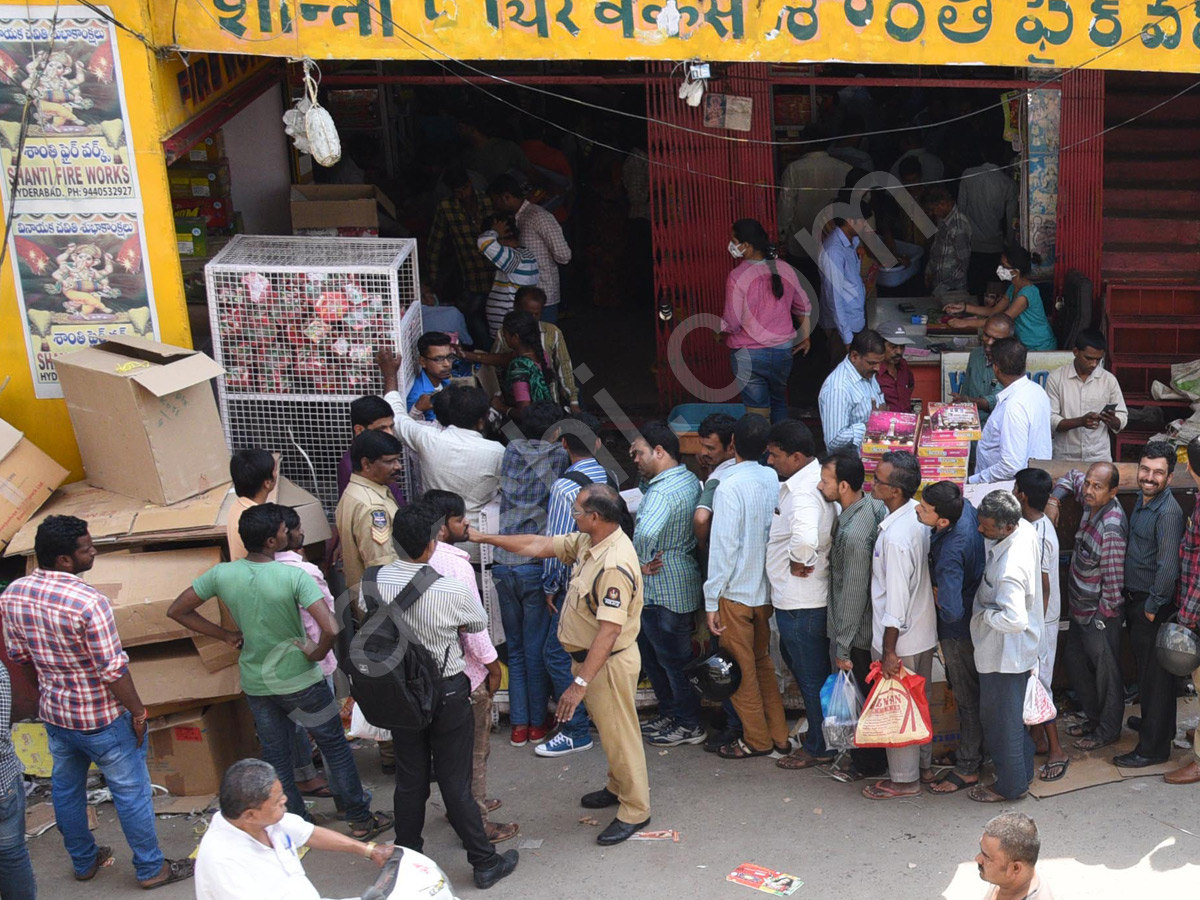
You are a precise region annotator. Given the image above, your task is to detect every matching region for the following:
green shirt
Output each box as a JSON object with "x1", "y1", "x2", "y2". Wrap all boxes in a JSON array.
[{"x1": 192, "y1": 559, "x2": 324, "y2": 697}]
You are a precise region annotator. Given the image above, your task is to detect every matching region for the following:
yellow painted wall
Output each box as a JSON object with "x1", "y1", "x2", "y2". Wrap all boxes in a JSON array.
[{"x1": 0, "y1": 0, "x2": 191, "y2": 480}]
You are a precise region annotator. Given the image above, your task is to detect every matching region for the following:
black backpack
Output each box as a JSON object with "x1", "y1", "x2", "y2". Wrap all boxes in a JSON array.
[
  {"x1": 336, "y1": 565, "x2": 448, "y2": 731},
  {"x1": 561, "y1": 469, "x2": 635, "y2": 538}
]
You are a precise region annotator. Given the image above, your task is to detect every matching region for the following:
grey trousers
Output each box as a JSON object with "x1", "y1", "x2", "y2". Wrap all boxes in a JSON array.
[
  {"x1": 873, "y1": 648, "x2": 935, "y2": 783},
  {"x1": 939, "y1": 637, "x2": 984, "y2": 776}
]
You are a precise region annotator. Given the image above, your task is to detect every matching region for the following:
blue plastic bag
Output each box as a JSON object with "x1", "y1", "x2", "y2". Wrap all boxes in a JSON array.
[{"x1": 821, "y1": 670, "x2": 865, "y2": 751}]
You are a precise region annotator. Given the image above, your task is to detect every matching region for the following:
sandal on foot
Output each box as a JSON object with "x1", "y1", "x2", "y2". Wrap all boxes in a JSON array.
[
  {"x1": 298, "y1": 781, "x2": 333, "y2": 798},
  {"x1": 718, "y1": 738, "x2": 772, "y2": 760},
  {"x1": 485, "y1": 821, "x2": 520, "y2": 843},
  {"x1": 1072, "y1": 736, "x2": 1114, "y2": 752},
  {"x1": 967, "y1": 784, "x2": 1019, "y2": 803},
  {"x1": 138, "y1": 858, "x2": 194, "y2": 890},
  {"x1": 927, "y1": 771, "x2": 977, "y2": 794},
  {"x1": 75, "y1": 846, "x2": 113, "y2": 881},
  {"x1": 1039, "y1": 759, "x2": 1070, "y2": 782},
  {"x1": 862, "y1": 780, "x2": 922, "y2": 800},
  {"x1": 349, "y1": 811, "x2": 394, "y2": 840},
  {"x1": 486, "y1": 798, "x2": 502, "y2": 813},
  {"x1": 1065, "y1": 723, "x2": 1096, "y2": 738},
  {"x1": 776, "y1": 748, "x2": 835, "y2": 770}
]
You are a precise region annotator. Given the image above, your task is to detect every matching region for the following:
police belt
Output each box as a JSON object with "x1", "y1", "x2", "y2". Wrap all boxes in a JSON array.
[{"x1": 569, "y1": 644, "x2": 628, "y2": 664}]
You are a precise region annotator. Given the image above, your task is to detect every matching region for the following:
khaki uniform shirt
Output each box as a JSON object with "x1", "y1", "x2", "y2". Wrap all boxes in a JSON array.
[
  {"x1": 336, "y1": 474, "x2": 398, "y2": 590},
  {"x1": 553, "y1": 529, "x2": 643, "y2": 654}
]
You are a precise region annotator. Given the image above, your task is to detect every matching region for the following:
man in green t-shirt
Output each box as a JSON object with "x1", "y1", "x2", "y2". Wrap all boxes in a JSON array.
[{"x1": 169, "y1": 503, "x2": 391, "y2": 841}]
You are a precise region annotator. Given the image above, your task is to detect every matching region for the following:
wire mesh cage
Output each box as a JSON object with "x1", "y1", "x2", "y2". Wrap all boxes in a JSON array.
[{"x1": 205, "y1": 235, "x2": 421, "y2": 519}]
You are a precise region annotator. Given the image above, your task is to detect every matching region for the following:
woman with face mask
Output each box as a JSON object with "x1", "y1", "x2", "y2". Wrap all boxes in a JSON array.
[
  {"x1": 944, "y1": 245, "x2": 1056, "y2": 351},
  {"x1": 716, "y1": 218, "x2": 814, "y2": 422}
]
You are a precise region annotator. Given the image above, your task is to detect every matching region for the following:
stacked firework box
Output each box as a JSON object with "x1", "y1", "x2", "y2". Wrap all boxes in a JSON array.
[
  {"x1": 860, "y1": 410, "x2": 920, "y2": 492},
  {"x1": 917, "y1": 402, "x2": 982, "y2": 491}
]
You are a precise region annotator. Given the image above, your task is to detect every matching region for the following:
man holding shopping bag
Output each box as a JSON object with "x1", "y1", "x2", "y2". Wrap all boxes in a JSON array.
[{"x1": 970, "y1": 491, "x2": 1045, "y2": 803}]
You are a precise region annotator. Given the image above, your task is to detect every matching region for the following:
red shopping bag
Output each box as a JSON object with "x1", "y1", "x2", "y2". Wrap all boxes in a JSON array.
[{"x1": 852, "y1": 661, "x2": 933, "y2": 748}]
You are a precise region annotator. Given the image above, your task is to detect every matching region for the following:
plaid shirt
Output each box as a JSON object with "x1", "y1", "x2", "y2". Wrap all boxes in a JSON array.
[
  {"x1": 495, "y1": 439, "x2": 569, "y2": 566},
  {"x1": 0, "y1": 570, "x2": 129, "y2": 731},
  {"x1": 427, "y1": 191, "x2": 495, "y2": 294},
  {"x1": 516, "y1": 200, "x2": 571, "y2": 306},
  {"x1": 1179, "y1": 501, "x2": 1200, "y2": 630},
  {"x1": 1053, "y1": 470, "x2": 1128, "y2": 623},
  {"x1": 634, "y1": 465, "x2": 703, "y2": 613},
  {"x1": 0, "y1": 664, "x2": 21, "y2": 791},
  {"x1": 926, "y1": 204, "x2": 972, "y2": 295}
]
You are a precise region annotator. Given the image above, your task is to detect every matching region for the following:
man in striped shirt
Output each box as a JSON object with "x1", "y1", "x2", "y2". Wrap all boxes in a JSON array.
[
  {"x1": 704, "y1": 415, "x2": 790, "y2": 759},
  {"x1": 817, "y1": 329, "x2": 886, "y2": 451},
  {"x1": 477, "y1": 215, "x2": 540, "y2": 340},
  {"x1": 375, "y1": 505, "x2": 518, "y2": 890},
  {"x1": 1047, "y1": 463, "x2": 1128, "y2": 752},
  {"x1": 490, "y1": 175, "x2": 572, "y2": 324},
  {"x1": 630, "y1": 422, "x2": 704, "y2": 748}
]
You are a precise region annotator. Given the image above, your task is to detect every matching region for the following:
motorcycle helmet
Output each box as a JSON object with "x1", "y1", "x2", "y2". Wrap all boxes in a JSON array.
[
  {"x1": 362, "y1": 847, "x2": 459, "y2": 900},
  {"x1": 1155, "y1": 622, "x2": 1200, "y2": 677},
  {"x1": 683, "y1": 648, "x2": 742, "y2": 701}
]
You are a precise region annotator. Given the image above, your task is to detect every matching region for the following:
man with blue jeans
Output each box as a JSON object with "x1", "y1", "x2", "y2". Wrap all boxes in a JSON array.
[
  {"x1": 1, "y1": 664, "x2": 35, "y2": 900},
  {"x1": 169, "y1": 504, "x2": 390, "y2": 840},
  {"x1": 538, "y1": 412, "x2": 608, "y2": 757},
  {"x1": 0, "y1": 516, "x2": 191, "y2": 889},
  {"x1": 765, "y1": 420, "x2": 837, "y2": 769},
  {"x1": 494, "y1": 402, "x2": 568, "y2": 747},
  {"x1": 917, "y1": 482, "x2": 986, "y2": 796},
  {"x1": 630, "y1": 422, "x2": 704, "y2": 747}
]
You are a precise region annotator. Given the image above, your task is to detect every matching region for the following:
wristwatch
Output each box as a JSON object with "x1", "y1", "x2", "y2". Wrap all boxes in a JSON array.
[{"x1": 573, "y1": 675, "x2": 589, "y2": 688}]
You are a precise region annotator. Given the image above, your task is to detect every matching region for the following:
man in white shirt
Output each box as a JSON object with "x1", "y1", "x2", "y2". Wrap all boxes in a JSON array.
[
  {"x1": 1044, "y1": 329, "x2": 1127, "y2": 462},
  {"x1": 971, "y1": 491, "x2": 1043, "y2": 803},
  {"x1": 196, "y1": 759, "x2": 392, "y2": 900},
  {"x1": 970, "y1": 338, "x2": 1053, "y2": 485},
  {"x1": 765, "y1": 420, "x2": 838, "y2": 770},
  {"x1": 862, "y1": 451, "x2": 938, "y2": 800},
  {"x1": 378, "y1": 350, "x2": 505, "y2": 562}
]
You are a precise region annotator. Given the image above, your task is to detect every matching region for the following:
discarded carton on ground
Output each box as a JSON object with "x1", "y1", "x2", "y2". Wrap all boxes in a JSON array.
[
  {"x1": 289, "y1": 184, "x2": 396, "y2": 234},
  {"x1": 126, "y1": 640, "x2": 242, "y2": 718},
  {"x1": 928, "y1": 680, "x2": 961, "y2": 756},
  {"x1": 0, "y1": 418, "x2": 68, "y2": 552},
  {"x1": 53, "y1": 336, "x2": 229, "y2": 506},
  {"x1": 146, "y1": 700, "x2": 259, "y2": 796}
]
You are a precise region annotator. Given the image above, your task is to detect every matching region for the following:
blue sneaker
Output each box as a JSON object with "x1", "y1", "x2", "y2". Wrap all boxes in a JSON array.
[{"x1": 534, "y1": 732, "x2": 594, "y2": 758}]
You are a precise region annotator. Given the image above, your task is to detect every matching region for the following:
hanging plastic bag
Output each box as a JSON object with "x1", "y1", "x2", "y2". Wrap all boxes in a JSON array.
[
  {"x1": 348, "y1": 699, "x2": 392, "y2": 743},
  {"x1": 853, "y1": 661, "x2": 933, "y2": 748},
  {"x1": 821, "y1": 670, "x2": 865, "y2": 751},
  {"x1": 1022, "y1": 668, "x2": 1056, "y2": 725},
  {"x1": 282, "y1": 59, "x2": 341, "y2": 167}
]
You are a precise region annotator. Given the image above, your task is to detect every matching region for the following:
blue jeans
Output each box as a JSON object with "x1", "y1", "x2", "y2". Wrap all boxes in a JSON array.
[
  {"x1": 979, "y1": 671, "x2": 1035, "y2": 799},
  {"x1": 775, "y1": 607, "x2": 832, "y2": 757},
  {"x1": 638, "y1": 605, "x2": 700, "y2": 730},
  {"x1": 0, "y1": 774, "x2": 35, "y2": 900},
  {"x1": 494, "y1": 564, "x2": 551, "y2": 727},
  {"x1": 545, "y1": 601, "x2": 591, "y2": 741},
  {"x1": 44, "y1": 712, "x2": 163, "y2": 882},
  {"x1": 732, "y1": 346, "x2": 793, "y2": 423},
  {"x1": 245, "y1": 680, "x2": 371, "y2": 824}
]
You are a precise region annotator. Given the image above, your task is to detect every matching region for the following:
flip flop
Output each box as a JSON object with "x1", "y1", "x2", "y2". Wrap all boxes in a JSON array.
[
  {"x1": 1072, "y1": 736, "x2": 1115, "y2": 752},
  {"x1": 967, "y1": 784, "x2": 1026, "y2": 803},
  {"x1": 927, "y1": 771, "x2": 977, "y2": 794},
  {"x1": 1039, "y1": 759, "x2": 1070, "y2": 782},
  {"x1": 862, "y1": 780, "x2": 922, "y2": 800},
  {"x1": 776, "y1": 749, "x2": 835, "y2": 770},
  {"x1": 298, "y1": 782, "x2": 333, "y2": 798},
  {"x1": 718, "y1": 738, "x2": 772, "y2": 760},
  {"x1": 1065, "y1": 723, "x2": 1096, "y2": 738}
]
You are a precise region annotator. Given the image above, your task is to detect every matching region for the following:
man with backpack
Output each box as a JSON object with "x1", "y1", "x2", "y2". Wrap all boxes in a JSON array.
[{"x1": 366, "y1": 504, "x2": 519, "y2": 890}]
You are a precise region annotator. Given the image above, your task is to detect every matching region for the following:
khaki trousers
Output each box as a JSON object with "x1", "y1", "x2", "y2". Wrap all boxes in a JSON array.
[
  {"x1": 574, "y1": 645, "x2": 650, "y2": 824},
  {"x1": 719, "y1": 597, "x2": 789, "y2": 752},
  {"x1": 469, "y1": 683, "x2": 492, "y2": 818}
]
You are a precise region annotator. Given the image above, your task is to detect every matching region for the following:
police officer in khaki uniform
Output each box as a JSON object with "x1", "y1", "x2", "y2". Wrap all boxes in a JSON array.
[
  {"x1": 470, "y1": 484, "x2": 650, "y2": 845},
  {"x1": 335, "y1": 430, "x2": 404, "y2": 592}
]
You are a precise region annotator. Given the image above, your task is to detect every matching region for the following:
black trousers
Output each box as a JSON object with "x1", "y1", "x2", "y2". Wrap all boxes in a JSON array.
[
  {"x1": 1126, "y1": 593, "x2": 1177, "y2": 759},
  {"x1": 391, "y1": 673, "x2": 497, "y2": 869},
  {"x1": 1066, "y1": 617, "x2": 1124, "y2": 743},
  {"x1": 849, "y1": 647, "x2": 888, "y2": 777},
  {"x1": 967, "y1": 251, "x2": 1002, "y2": 299}
]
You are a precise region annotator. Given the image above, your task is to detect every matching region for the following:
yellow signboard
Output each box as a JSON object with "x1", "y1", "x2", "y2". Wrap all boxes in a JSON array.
[
  {"x1": 155, "y1": 51, "x2": 273, "y2": 136},
  {"x1": 161, "y1": 0, "x2": 1200, "y2": 73}
]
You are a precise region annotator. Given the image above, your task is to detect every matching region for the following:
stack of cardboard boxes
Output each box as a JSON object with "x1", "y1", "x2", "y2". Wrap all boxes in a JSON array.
[
  {"x1": 171, "y1": 132, "x2": 240, "y2": 262},
  {"x1": 860, "y1": 410, "x2": 920, "y2": 492},
  {"x1": 917, "y1": 402, "x2": 981, "y2": 491},
  {"x1": 4, "y1": 336, "x2": 327, "y2": 795}
]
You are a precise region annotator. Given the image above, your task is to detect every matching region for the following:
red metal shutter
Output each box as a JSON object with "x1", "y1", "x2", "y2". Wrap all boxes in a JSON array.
[{"x1": 1055, "y1": 69, "x2": 1105, "y2": 300}]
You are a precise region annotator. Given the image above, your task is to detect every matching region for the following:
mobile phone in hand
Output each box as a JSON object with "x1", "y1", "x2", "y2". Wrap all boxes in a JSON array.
[{"x1": 1100, "y1": 403, "x2": 1117, "y2": 415}]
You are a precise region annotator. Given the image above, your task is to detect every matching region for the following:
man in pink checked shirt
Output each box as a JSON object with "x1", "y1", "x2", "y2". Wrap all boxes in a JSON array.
[{"x1": 422, "y1": 489, "x2": 518, "y2": 844}]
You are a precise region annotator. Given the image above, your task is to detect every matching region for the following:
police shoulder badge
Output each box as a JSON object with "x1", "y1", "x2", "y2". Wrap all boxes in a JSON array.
[
  {"x1": 602, "y1": 586, "x2": 622, "y2": 608},
  {"x1": 370, "y1": 508, "x2": 389, "y2": 544}
]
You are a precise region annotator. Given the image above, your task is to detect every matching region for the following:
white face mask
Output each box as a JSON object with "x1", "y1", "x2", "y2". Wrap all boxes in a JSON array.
[
  {"x1": 996, "y1": 265, "x2": 1016, "y2": 282},
  {"x1": 728, "y1": 240, "x2": 745, "y2": 259}
]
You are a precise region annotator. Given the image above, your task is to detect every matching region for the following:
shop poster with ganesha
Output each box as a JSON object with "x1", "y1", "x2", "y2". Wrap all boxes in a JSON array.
[{"x1": 0, "y1": 5, "x2": 157, "y2": 399}]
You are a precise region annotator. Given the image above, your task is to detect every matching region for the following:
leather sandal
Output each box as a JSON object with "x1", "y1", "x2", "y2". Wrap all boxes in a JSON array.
[{"x1": 75, "y1": 846, "x2": 113, "y2": 881}]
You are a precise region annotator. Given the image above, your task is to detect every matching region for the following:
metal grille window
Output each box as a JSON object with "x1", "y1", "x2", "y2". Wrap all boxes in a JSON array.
[{"x1": 205, "y1": 235, "x2": 421, "y2": 519}]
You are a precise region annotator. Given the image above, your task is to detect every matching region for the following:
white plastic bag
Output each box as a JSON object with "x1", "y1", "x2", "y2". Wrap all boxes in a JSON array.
[
  {"x1": 821, "y1": 670, "x2": 864, "y2": 751},
  {"x1": 1022, "y1": 669, "x2": 1056, "y2": 725},
  {"x1": 348, "y1": 700, "x2": 392, "y2": 743}
]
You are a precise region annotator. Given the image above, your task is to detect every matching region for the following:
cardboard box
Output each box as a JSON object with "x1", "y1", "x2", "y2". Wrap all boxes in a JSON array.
[
  {"x1": 172, "y1": 195, "x2": 235, "y2": 229},
  {"x1": 289, "y1": 184, "x2": 396, "y2": 234},
  {"x1": 184, "y1": 132, "x2": 225, "y2": 164},
  {"x1": 0, "y1": 419, "x2": 68, "y2": 551},
  {"x1": 272, "y1": 476, "x2": 332, "y2": 546},
  {"x1": 174, "y1": 216, "x2": 208, "y2": 258},
  {"x1": 146, "y1": 700, "x2": 259, "y2": 796},
  {"x1": 168, "y1": 161, "x2": 231, "y2": 199},
  {"x1": 927, "y1": 680, "x2": 961, "y2": 757},
  {"x1": 126, "y1": 640, "x2": 242, "y2": 717},
  {"x1": 53, "y1": 336, "x2": 229, "y2": 506},
  {"x1": 85, "y1": 547, "x2": 223, "y2": 647}
]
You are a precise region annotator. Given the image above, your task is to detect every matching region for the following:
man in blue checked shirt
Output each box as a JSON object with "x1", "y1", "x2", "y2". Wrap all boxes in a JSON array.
[
  {"x1": 536, "y1": 412, "x2": 610, "y2": 758},
  {"x1": 818, "y1": 329, "x2": 886, "y2": 451},
  {"x1": 629, "y1": 422, "x2": 704, "y2": 748}
]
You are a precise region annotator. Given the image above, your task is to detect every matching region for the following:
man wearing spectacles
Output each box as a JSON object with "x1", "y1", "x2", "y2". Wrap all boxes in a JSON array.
[{"x1": 408, "y1": 332, "x2": 456, "y2": 422}]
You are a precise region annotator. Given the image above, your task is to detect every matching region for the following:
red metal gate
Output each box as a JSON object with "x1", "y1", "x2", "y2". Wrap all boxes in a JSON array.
[
  {"x1": 647, "y1": 62, "x2": 777, "y2": 408},
  {"x1": 1055, "y1": 69, "x2": 1105, "y2": 300}
]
